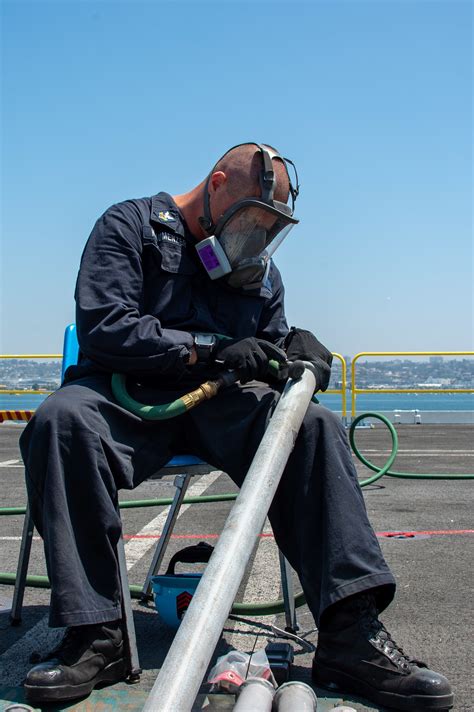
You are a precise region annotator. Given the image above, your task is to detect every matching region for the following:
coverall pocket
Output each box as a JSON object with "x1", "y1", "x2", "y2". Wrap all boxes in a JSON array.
[{"x1": 152, "y1": 236, "x2": 198, "y2": 275}]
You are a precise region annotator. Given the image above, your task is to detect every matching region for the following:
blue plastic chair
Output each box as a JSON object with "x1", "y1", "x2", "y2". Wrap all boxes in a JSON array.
[{"x1": 61, "y1": 323, "x2": 80, "y2": 381}]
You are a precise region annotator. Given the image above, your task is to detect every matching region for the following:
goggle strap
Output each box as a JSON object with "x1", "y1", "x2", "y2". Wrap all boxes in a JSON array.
[
  {"x1": 258, "y1": 143, "x2": 300, "y2": 209},
  {"x1": 282, "y1": 156, "x2": 300, "y2": 209},
  {"x1": 198, "y1": 173, "x2": 215, "y2": 235},
  {"x1": 257, "y1": 143, "x2": 276, "y2": 202}
]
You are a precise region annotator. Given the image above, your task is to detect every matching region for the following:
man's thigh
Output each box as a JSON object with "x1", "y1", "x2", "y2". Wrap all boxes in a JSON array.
[
  {"x1": 185, "y1": 380, "x2": 280, "y2": 486},
  {"x1": 20, "y1": 374, "x2": 182, "y2": 489}
]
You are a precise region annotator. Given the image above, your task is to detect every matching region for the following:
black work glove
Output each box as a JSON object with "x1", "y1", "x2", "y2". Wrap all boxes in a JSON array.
[
  {"x1": 214, "y1": 337, "x2": 287, "y2": 384},
  {"x1": 284, "y1": 327, "x2": 333, "y2": 391}
]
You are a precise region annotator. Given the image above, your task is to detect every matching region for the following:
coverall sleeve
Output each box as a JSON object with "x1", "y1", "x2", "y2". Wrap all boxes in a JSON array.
[
  {"x1": 255, "y1": 262, "x2": 289, "y2": 347},
  {"x1": 74, "y1": 201, "x2": 194, "y2": 374}
]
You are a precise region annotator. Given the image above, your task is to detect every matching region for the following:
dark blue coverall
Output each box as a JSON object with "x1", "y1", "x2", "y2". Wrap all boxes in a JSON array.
[{"x1": 20, "y1": 192, "x2": 396, "y2": 628}]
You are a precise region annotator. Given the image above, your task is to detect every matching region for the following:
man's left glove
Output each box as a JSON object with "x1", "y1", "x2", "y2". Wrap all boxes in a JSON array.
[
  {"x1": 213, "y1": 337, "x2": 288, "y2": 384},
  {"x1": 284, "y1": 327, "x2": 333, "y2": 391}
]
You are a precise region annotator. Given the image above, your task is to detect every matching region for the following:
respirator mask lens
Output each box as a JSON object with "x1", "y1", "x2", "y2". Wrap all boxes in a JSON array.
[
  {"x1": 218, "y1": 208, "x2": 270, "y2": 266},
  {"x1": 217, "y1": 206, "x2": 294, "y2": 267},
  {"x1": 264, "y1": 222, "x2": 295, "y2": 258},
  {"x1": 195, "y1": 204, "x2": 296, "y2": 288},
  {"x1": 217, "y1": 208, "x2": 295, "y2": 289}
]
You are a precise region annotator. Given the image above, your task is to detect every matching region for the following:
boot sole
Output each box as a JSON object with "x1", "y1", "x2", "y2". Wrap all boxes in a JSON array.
[
  {"x1": 313, "y1": 663, "x2": 454, "y2": 711},
  {"x1": 24, "y1": 657, "x2": 127, "y2": 703}
]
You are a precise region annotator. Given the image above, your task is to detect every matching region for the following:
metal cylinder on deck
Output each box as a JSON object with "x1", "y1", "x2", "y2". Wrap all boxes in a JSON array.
[
  {"x1": 142, "y1": 366, "x2": 316, "y2": 712},
  {"x1": 232, "y1": 677, "x2": 275, "y2": 712},
  {"x1": 273, "y1": 680, "x2": 318, "y2": 711}
]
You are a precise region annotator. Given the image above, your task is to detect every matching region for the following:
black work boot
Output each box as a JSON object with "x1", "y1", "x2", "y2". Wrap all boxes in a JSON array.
[
  {"x1": 312, "y1": 593, "x2": 454, "y2": 711},
  {"x1": 24, "y1": 620, "x2": 127, "y2": 703}
]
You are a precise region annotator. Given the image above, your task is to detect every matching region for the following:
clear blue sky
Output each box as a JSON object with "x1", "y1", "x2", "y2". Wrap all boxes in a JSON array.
[{"x1": 2, "y1": 0, "x2": 472, "y2": 357}]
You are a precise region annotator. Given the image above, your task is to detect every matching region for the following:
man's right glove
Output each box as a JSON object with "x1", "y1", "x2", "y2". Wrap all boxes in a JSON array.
[
  {"x1": 214, "y1": 337, "x2": 287, "y2": 384},
  {"x1": 284, "y1": 327, "x2": 333, "y2": 391}
]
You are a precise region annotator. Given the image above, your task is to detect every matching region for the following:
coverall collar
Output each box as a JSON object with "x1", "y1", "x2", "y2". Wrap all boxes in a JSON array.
[{"x1": 151, "y1": 192, "x2": 187, "y2": 238}]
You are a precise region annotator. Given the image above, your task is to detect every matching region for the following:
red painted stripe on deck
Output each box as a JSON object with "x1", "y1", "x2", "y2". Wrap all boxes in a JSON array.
[
  {"x1": 121, "y1": 529, "x2": 474, "y2": 540},
  {"x1": 378, "y1": 529, "x2": 474, "y2": 536}
]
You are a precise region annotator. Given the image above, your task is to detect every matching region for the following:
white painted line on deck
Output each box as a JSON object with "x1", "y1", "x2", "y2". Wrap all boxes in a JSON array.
[
  {"x1": 124, "y1": 469, "x2": 223, "y2": 570},
  {"x1": 0, "y1": 536, "x2": 41, "y2": 541},
  {"x1": 0, "y1": 459, "x2": 21, "y2": 466}
]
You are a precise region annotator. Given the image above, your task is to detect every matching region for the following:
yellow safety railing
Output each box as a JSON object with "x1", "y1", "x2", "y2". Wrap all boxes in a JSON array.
[
  {"x1": 0, "y1": 352, "x2": 350, "y2": 419},
  {"x1": 323, "y1": 352, "x2": 347, "y2": 419},
  {"x1": 4, "y1": 350, "x2": 473, "y2": 422},
  {"x1": 351, "y1": 351, "x2": 474, "y2": 419}
]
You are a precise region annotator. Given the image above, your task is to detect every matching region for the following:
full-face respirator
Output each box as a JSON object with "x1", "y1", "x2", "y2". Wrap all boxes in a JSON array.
[{"x1": 196, "y1": 143, "x2": 299, "y2": 290}]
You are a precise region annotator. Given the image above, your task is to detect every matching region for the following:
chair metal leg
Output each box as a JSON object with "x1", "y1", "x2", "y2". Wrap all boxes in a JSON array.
[
  {"x1": 116, "y1": 536, "x2": 142, "y2": 681},
  {"x1": 141, "y1": 473, "x2": 192, "y2": 599},
  {"x1": 279, "y1": 550, "x2": 298, "y2": 633},
  {"x1": 10, "y1": 504, "x2": 34, "y2": 625}
]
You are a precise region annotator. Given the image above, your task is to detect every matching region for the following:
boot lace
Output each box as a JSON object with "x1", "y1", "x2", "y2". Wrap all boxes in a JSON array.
[{"x1": 359, "y1": 595, "x2": 427, "y2": 672}]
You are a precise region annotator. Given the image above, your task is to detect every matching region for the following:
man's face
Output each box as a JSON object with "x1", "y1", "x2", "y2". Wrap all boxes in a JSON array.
[{"x1": 208, "y1": 173, "x2": 277, "y2": 238}]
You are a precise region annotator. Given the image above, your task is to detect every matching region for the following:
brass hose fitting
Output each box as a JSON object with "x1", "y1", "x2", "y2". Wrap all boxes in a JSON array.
[{"x1": 181, "y1": 380, "x2": 220, "y2": 410}]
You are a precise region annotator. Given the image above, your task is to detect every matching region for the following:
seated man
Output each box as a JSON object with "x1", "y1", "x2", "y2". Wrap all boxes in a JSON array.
[{"x1": 20, "y1": 143, "x2": 453, "y2": 710}]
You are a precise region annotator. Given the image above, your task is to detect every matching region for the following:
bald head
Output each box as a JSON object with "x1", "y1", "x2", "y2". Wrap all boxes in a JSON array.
[
  {"x1": 213, "y1": 144, "x2": 290, "y2": 204},
  {"x1": 172, "y1": 143, "x2": 294, "y2": 241}
]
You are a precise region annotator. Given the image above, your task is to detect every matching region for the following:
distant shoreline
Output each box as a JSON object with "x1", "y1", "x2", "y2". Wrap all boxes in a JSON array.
[{"x1": 1, "y1": 392, "x2": 472, "y2": 414}]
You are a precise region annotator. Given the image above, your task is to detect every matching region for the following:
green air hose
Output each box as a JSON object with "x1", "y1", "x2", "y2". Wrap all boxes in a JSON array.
[
  {"x1": 109, "y1": 358, "x2": 302, "y2": 421},
  {"x1": 0, "y1": 404, "x2": 472, "y2": 616},
  {"x1": 0, "y1": 572, "x2": 302, "y2": 616},
  {"x1": 111, "y1": 373, "x2": 190, "y2": 420},
  {"x1": 350, "y1": 412, "x2": 474, "y2": 482}
]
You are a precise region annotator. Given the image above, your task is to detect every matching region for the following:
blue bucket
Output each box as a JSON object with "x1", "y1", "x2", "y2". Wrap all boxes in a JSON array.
[{"x1": 151, "y1": 572, "x2": 202, "y2": 629}]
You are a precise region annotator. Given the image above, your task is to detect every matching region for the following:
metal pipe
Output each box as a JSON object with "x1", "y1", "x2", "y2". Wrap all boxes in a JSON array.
[
  {"x1": 142, "y1": 366, "x2": 316, "y2": 712},
  {"x1": 232, "y1": 678, "x2": 275, "y2": 712},
  {"x1": 273, "y1": 681, "x2": 318, "y2": 711}
]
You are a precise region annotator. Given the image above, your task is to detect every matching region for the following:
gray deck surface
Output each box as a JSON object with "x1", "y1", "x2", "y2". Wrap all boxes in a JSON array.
[{"x1": 0, "y1": 421, "x2": 472, "y2": 711}]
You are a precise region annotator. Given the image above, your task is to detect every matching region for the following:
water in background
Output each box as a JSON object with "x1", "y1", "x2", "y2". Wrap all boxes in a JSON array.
[
  {"x1": 318, "y1": 392, "x2": 474, "y2": 412},
  {"x1": 1, "y1": 391, "x2": 473, "y2": 414}
]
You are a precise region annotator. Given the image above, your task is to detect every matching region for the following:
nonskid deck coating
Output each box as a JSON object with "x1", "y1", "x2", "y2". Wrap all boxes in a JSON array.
[{"x1": 0, "y1": 423, "x2": 472, "y2": 711}]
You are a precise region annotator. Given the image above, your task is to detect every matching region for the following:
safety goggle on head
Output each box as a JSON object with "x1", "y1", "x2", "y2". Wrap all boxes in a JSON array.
[{"x1": 196, "y1": 143, "x2": 300, "y2": 290}]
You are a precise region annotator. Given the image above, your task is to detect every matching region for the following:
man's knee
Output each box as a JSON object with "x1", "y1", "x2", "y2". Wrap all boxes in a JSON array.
[
  {"x1": 297, "y1": 402, "x2": 352, "y2": 463},
  {"x1": 303, "y1": 401, "x2": 344, "y2": 434},
  {"x1": 29, "y1": 385, "x2": 97, "y2": 433},
  {"x1": 20, "y1": 383, "x2": 107, "y2": 463}
]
